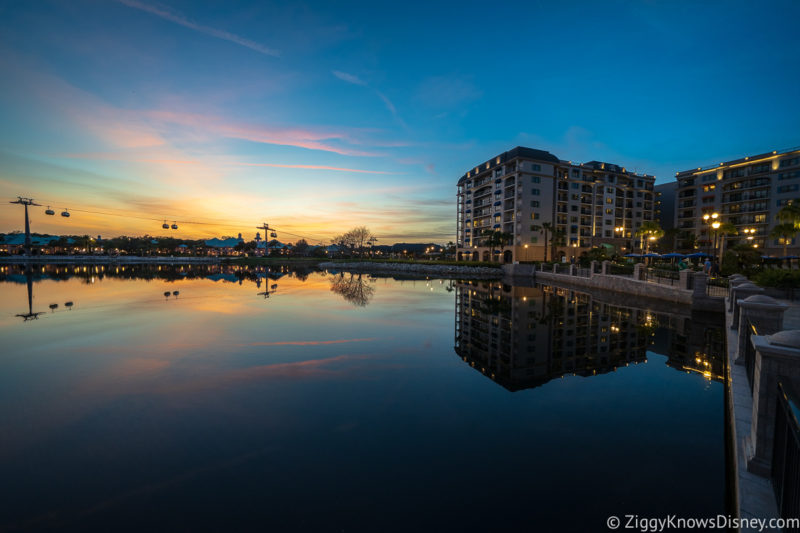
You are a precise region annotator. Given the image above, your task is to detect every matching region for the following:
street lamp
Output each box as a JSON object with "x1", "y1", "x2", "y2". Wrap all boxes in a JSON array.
[
  {"x1": 711, "y1": 220, "x2": 721, "y2": 258},
  {"x1": 702, "y1": 212, "x2": 719, "y2": 256}
]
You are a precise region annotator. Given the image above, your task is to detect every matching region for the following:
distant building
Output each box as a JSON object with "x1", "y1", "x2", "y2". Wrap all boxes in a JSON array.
[
  {"x1": 675, "y1": 146, "x2": 800, "y2": 255},
  {"x1": 456, "y1": 147, "x2": 656, "y2": 262},
  {"x1": 204, "y1": 233, "x2": 244, "y2": 255},
  {"x1": 654, "y1": 182, "x2": 677, "y2": 231}
]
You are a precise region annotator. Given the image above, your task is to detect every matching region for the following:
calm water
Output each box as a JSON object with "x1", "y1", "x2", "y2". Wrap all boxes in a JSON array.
[{"x1": 0, "y1": 264, "x2": 725, "y2": 532}]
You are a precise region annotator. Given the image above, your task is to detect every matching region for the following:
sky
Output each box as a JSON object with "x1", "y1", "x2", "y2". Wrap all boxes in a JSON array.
[{"x1": 0, "y1": 0, "x2": 799, "y2": 243}]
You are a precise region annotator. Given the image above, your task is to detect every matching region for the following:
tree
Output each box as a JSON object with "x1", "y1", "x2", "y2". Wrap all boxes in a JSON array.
[
  {"x1": 777, "y1": 198, "x2": 800, "y2": 228},
  {"x1": 769, "y1": 223, "x2": 799, "y2": 258},
  {"x1": 293, "y1": 239, "x2": 309, "y2": 256},
  {"x1": 530, "y1": 222, "x2": 553, "y2": 262},
  {"x1": 550, "y1": 228, "x2": 566, "y2": 261},
  {"x1": 336, "y1": 227, "x2": 374, "y2": 257},
  {"x1": 634, "y1": 221, "x2": 664, "y2": 254},
  {"x1": 716, "y1": 222, "x2": 737, "y2": 257},
  {"x1": 483, "y1": 230, "x2": 512, "y2": 262}
]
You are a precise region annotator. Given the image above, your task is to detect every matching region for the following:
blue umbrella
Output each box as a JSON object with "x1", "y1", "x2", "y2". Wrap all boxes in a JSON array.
[
  {"x1": 624, "y1": 253, "x2": 642, "y2": 258},
  {"x1": 781, "y1": 256, "x2": 799, "y2": 260},
  {"x1": 662, "y1": 252, "x2": 685, "y2": 258},
  {"x1": 686, "y1": 252, "x2": 709, "y2": 258},
  {"x1": 642, "y1": 253, "x2": 661, "y2": 258}
]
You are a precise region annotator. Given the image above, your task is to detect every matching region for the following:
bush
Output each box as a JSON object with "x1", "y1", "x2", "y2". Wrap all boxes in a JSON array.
[
  {"x1": 720, "y1": 250, "x2": 739, "y2": 276},
  {"x1": 753, "y1": 269, "x2": 800, "y2": 289}
]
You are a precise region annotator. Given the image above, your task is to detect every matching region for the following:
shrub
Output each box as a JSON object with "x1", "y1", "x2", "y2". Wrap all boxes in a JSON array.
[
  {"x1": 753, "y1": 269, "x2": 800, "y2": 289},
  {"x1": 720, "y1": 250, "x2": 739, "y2": 276}
]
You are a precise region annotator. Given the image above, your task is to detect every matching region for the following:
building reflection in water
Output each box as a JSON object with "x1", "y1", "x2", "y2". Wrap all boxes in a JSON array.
[{"x1": 454, "y1": 281, "x2": 724, "y2": 391}]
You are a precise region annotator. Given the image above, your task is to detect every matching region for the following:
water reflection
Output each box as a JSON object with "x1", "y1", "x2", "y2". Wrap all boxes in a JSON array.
[
  {"x1": 328, "y1": 272, "x2": 375, "y2": 307},
  {"x1": 454, "y1": 281, "x2": 725, "y2": 391}
]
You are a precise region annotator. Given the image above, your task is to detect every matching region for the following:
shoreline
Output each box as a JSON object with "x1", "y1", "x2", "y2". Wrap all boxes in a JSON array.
[
  {"x1": 0, "y1": 255, "x2": 221, "y2": 264},
  {"x1": 318, "y1": 261, "x2": 502, "y2": 278}
]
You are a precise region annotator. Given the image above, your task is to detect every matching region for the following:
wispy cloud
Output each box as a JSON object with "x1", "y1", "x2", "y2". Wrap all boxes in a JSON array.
[
  {"x1": 332, "y1": 70, "x2": 366, "y2": 86},
  {"x1": 234, "y1": 163, "x2": 391, "y2": 174},
  {"x1": 146, "y1": 110, "x2": 382, "y2": 156},
  {"x1": 332, "y1": 70, "x2": 406, "y2": 128},
  {"x1": 116, "y1": 0, "x2": 280, "y2": 57}
]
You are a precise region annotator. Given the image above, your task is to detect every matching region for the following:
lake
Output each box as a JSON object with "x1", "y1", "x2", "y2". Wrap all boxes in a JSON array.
[{"x1": 0, "y1": 263, "x2": 726, "y2": 532}]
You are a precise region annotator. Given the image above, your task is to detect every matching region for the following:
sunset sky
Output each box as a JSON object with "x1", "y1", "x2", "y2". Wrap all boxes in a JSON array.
[{"x1": 1, "y1": 0, "x2": 799, "y2": 243}]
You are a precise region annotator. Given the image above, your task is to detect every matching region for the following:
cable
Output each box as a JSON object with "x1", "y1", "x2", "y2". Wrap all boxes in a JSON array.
[{"x1": 11, "y1": 196, "x2": 330, "y2": 245}]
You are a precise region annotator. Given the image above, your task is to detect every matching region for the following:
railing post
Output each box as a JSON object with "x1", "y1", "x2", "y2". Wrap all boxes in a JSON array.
[
  {"x1": 735, "y1": 295, "x2": 789, "y2": 365},
  {"x1": 745, "y1": 330, "x2": 800, "y2": 477},
  {"x1": 569, "y1": 264, "x2": 577, "y2": 276},
  {"x1": 732, "y1": 283, "x2": 766, "y2": 330},
  {"x1": 552, "y1": 264, "x2": 558, "y2": 274},
  {"x1": 633, "y1": 262, "x2": 645, "y2": 280},
  {"x1": 679, "y1": 270, "x2": 692, "y2": 290},
  {"x1": 729, "y1": 276, "x2": 752, "y2": 312},
  {"x1": 692, "y1": 272, "x2": 707, "y2": 298},
  {"x1": 601, "y1": 260, "x2": 610, "y2": 276},
  {"x1": 589, "y1": 260, "x2": 598, "y2": 278}
]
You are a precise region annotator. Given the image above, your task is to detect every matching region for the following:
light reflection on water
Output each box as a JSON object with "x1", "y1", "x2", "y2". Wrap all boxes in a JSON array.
[{"x1": 0, "y1": 264, "x2": 725, "y2": 532}]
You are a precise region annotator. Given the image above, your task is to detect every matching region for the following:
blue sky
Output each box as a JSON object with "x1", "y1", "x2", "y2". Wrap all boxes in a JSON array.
[{"x1": 1, "y1": 0, "x2": 798, "y2": 242}]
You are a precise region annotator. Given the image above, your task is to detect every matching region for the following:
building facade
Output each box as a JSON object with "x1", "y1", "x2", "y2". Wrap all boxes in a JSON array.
[
  {"x1": 675, "y1": 147, "x2": 800, "y2": 256},
  {"x1": 456, "y1": 147, "x2": 656, "y2": 262},
  {"x1": 654, "y1": 182, "x2": 677, "y2": 231}
]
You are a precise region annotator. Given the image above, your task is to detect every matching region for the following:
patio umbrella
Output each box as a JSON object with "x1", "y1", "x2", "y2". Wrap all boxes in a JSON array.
[
  {"x1": 642, "y1": 253, "x2": 661, "y2": 258},
  {"x1": 662, "y1": 253, "x2": 685, "y2": 258},
  {"x1": 686, "y1": 252, "x2": 709, "y2": 258},
  {"x1": 624, "y1": 253, "x2": 641, "y2": 258},
  {"x1": 780, "y1": 256, "x2": 799, "y2": 260}
]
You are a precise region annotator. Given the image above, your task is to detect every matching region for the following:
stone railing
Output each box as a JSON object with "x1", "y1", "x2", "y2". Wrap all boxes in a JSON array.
[{"x1": 729, "y1": 278, "x2": 800, "y2": 522}]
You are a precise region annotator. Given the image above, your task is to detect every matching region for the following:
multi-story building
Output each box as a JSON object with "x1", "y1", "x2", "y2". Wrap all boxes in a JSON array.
[
  {"x1": 654, "y1": 182, "x2": 677, "y2": 231},
  {"x1": 456, "y1": 147, "x2": 656, "y2": 262},
  {"x1": 675, "y1": 146, "x2": 800, "y2": 255}
]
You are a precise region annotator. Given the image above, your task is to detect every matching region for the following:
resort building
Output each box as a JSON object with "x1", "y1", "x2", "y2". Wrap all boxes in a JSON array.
[
  {"x1": 654, "y1": 182, "x2": 677, "y2": 231},
  {"x1": 675, "y1": 146, "x2": 800, "y2": 256},
  {"x1": 456, "y1": 147, "x2": 656, "y2": 262}
]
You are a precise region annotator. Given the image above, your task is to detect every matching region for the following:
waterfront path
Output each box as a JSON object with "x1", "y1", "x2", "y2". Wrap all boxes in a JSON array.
[{"x1": 726, "y1": 294, "x2": 799, "y2": 531}]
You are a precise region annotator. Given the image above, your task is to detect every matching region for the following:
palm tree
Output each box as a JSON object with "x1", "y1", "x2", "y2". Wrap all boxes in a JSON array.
[
  {"x1": 550, "y1": 228, "x2": 566, "y2": 261},
  {"x1": 769, "y1": 223, "x2": 799, "y2": 258},
  {"x1": 717, "y1": 222, "x2": 737, "y2": 257},
  {"x1": 485, "y1": 230, "x2": 513, "y2": 262},
  {"x1": 634, "y1": 221, "x2": 664, "y2": 255},
  {"x1": 777, "y1": 198, "x2": 800, "y2": 229},
  {"x1": 530, "y1": 222, "x2": 553, "y2": 262}
]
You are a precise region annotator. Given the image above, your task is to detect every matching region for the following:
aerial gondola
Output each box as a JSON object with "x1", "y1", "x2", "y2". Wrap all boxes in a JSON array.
[
  {"x1": 171, "y1": 222, "x2": 178, "y2": 230},
  {"x1": 45, "y1": 206, "x2": 55, "y2": 215},
  {"x1": 162, "y1": 220, "x2": 169, "y2": 229},
  {"x1": 270, "y1": 231, "x2": 277, "y2": 238},
  {"x1": 61, "y1": 209, "x2": 70, "y2": 217}
]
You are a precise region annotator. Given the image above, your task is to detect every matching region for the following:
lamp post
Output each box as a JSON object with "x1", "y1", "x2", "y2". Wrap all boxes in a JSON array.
[
  {"x1": 743, "y1": 227, "x2": 757, "y2": 249},
  {"x1": 711, "y1": 220, "x2": 721, "y2": 259},
  {"x1": 702, "y1": 212, "x2": 719, "y2": 257}
]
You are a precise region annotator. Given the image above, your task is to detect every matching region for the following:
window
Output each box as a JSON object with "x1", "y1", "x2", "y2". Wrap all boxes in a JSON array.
[
  {"x1": 531, "y1": 213, "x2": 540, "y2": 220},
  {"x1": 531, "y1": 176, "x2": 540, "y2": 183},
  {"x1": 531, "y1": 189, "x2": 540, "y2": 195},
  {"x1": 604, "y1": 230, "x2": 611, "y2": 237},
  {"x1": 571, "y1": 205, "x2": 578, "y2": 212},
  {"x1": 778, "y1": 184, "x2": 800, "y2": 193},
  {"x1": 606, "y1": 198, "x2": 613, "y2": 204},
  {"x1": 571, "y1": 183, "x2": 579, "y2": 189},
  {"x1": 637, "y1": 191, "x2": 643, "y2": 197},
  {"x1": 702, "y1": 173, "x2": 717, "y2": 182},
  {"x1": 754, "y1": 214, "x2": 766, "y2": 223},
  {"x1": 530, "y1": 236, "x2": 538, "y2": 243},
  {"x1": 607, "y1": 187, "x2": 614, "y2": 193},
  {"x1": 530, "y1": 200, "x2": 540, "y2": 207},
  {"x1": 531, "y1": 163, "x2": 541, "y2": 171},
  {"x1": 702, "y1": 184, "x2": 716, "y2": 192},
  {"x1": 605, "y1": 208, "x2": 613, "y2": 214},
  {"x1": 779, "y1": 157, "x2": 799, "y2": 168}
]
